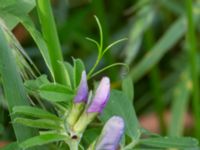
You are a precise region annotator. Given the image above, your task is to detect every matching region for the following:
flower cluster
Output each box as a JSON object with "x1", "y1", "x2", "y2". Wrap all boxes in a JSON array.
[{"x1": 67, "y1": 71, "x2": 125, "y2": 149}]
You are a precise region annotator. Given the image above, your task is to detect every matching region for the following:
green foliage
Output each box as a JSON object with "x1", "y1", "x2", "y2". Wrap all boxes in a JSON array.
[
  {"x1": 73, "y1": 59, "x2": 85, "y2": 87},
  {"x1": 36, "y1": 0, "x2": 67, "y2": 84},
  {"x1": 21, "y1": 17, "x2": 53, "y2": 78},
  {"x1": 0, "y1": 27, "x2": 38, "y2": 146},
  {"x1": 101, "y1": 90, "x2": 140, "y2": 140},
  {"x1": 14, "y1": 118, "x2": 62, "y2": 130},
  {"x1": 39, "y1": 83, "x2": 74, "y2": 103},
  {"x1": 13, "y1": 106, "x2": 61, "y2": 121},
  {"x1": 20, "y1": 134, "x2": 68, "y2": 149},
  {"x1": 0, "y1": 0, "x2": 35, "y2": 29},
  {"x1": 122, "y1": 76, "x2": 134, "y2": 101},
  {"x1": 130, "y1": 17, "x2": 186, "y2": 81},
  {"x1": 124, "y1": 5, "x2": 155, "y2": 64},
  {"x1": 168, "y1": 69, "x2": 191, "y2": 136},
  {"x1": 1, "y1": 0, "x2": 200, "y2": 149},
  {"x1": 139, "y1": 137, "x2": 198, "y2": 148},
  {"x1": 86, "y1": 16, "x2": 127, "y2": 79}
]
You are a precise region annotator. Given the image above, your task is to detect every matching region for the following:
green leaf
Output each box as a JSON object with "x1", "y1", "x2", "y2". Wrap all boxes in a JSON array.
[
  {"x1": 102, "y1": 38, "x2": 127, "y2": 55},
  {"x1": 24, "y1": 75, "x2": 50, "y2": 92},
  {"x1": 20, "y1": 133, "x2": 68, "y2": 149},
  {"x1": 0, "y1": 27, "x2": 38, "y2": 145},
  {"x1": 73, "y1": 58, "x2": 85, "y2": 87},
  {"x1": 122, "y1": 76, "x2": 134, "y2": 101},
  {"x1": 139, "y1": 137, "x2": 199, "y2": 148},
  {"x1": 14, "y1": 118, "x2": 62, "y2": 130},
  {"x1": 90, "y1": 63, "x2": 128, "y2": 79},
  {"x1": 0, "y1": 19, "x2": 38, "y2": 80},
  {"x1": 130, "y1": 17, "x2": 186, "y2": 81},
  {"x1": 125, "y1": 6, "x2": 155, "y2": 64},
  {"x1": 20, "y1": 16, "x2": 53, "y2": 78},
  {"x1": 39, "y1": 83, "x2": 74, "y2": 102},
  {"x1": 36, "y1": 0, "x2": 67, "y2": 84},
  {"x1": 13, "y1": 106, "x2": 60, "y2": 121},
  {"x1": 0, "y1": 2, "x2": 54, "y2": 79},
  {"x1": 61, "y1": 62, "x2": 74, "y2": 89},
  {"x1": 168, "y1": 70, "x2": 191, "y2": 136},
  {"x1": 100, "y1": 90, "x2": 140, "y2": 140},
  {"x1": 0, "y1": 0, "x2": 35, "y2": 29},
  {"x1": 161, "y1": 0, "x2": 184, "y2": 15}
]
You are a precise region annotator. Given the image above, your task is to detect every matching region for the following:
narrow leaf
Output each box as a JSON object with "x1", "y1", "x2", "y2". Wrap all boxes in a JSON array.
[
  {"x1": 168, "y1": 70, "x2": 191, "y2": 136},
  {"x1": 0, "y1": 27, "x2": 38, "y2": 144},
  {"x1": 73, "y1": 58, "x2": 85, "y2": 87},
  {"x1": 39, "y1": 83, "x2": 74, "y2": 102},
  {"x1": 0, "y1": 0, "x2": 35, "y2": 29},
  {"x1": 24, "y1": 75, "x2": 50, "y2": 92},
  {"x1": 139, "y1": 137, "x2": 198, "y2": 148},
  {"x1": 20, "y1": 134, "x2": 68, "y2": 149},
  {"x1": 130, "y1": 17, "x2": 186, "y2": 81},
  {"x1": 13, "y1": 106, "x2": 60, "y2": 121},
  {"x1": 14, "y1": 118, "x2": 62, "y2": 130}
]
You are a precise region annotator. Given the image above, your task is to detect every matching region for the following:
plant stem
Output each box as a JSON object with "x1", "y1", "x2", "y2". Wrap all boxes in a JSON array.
[
  {"x1": 68, "y1": 140, "x2": 79, "y2": 150},
  {"x1": 88, "y1": 54, "x2": 102, "y2": 78},
  {"x1": 185, "y1": 0, "x2": 200, "y2": 139},
  {"x1": 92, "y1": 0, "x2": 116, "y2": 79},
  {"x1": 36, "y1": 0, "x2": 67, "y2": 85}
]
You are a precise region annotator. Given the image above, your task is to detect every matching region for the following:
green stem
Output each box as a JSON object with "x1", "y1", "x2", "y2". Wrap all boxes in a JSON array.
[
  {"x1": 89, "y1": 63, "x2": 128, "y2": 79},
  {"x1": 88, "y1": 54, "x2": 102, "y2": 78},
  {"x1": 36, "y1": 0, "x2": 67, "y2": 85},
  {"x1": 185, "y1": 0, "x2": 200, "y2": 139},
  {"x1": 92, "y1": 1, "x2": 116, "y2": 79},
  {"x1": 68, "y1": 140, "x2": 79, "y2": 150}
]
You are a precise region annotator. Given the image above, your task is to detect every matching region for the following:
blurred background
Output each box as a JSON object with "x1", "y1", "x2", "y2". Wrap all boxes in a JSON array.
[{"x1": 1, "y1": 0, "x2": 200, "y2": 146}]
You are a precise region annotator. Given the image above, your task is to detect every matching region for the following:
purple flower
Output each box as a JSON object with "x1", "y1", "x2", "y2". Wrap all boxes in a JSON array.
[
  {"x1": 87, "y1": 77, "x2": 110, "y2": 113},
  {"x1": 95, "y1": 116, "x2": 125, "y2": 150},
  {"x1": 74, "y1": 71, "x2": 88, "y2": 103}
]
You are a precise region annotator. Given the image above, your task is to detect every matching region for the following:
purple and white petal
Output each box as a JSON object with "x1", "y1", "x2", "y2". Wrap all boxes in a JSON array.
[
  {"x1": 96, "y1": 116, "x2": 125, "y2": 150},
  {"x1": 87, "y1": 77, "x2": 110, "y2": 113},
  {"x1": 74, "y1": 71, "x2": 88, "y2": 103}
]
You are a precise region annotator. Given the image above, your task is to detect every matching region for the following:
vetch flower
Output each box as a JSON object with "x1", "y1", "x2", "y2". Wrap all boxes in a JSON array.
[
  {"x1": 95, "y1": 116, "x2": 125, "y2": 150},
  {"x1": 73, "y1": 77, "x2": 110, "y2": 134},
  {"x1": 87, "y1": 77, "x2": 110, "y2": 113},
  {"x1": 67, "y1": 71, "x2": 88, "y2": 127},
  {"x1": 74, "y1": 71, "x2": 88, "y2": 103}
]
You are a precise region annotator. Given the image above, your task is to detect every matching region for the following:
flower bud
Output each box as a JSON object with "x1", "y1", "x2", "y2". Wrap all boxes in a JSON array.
[
  {"x1": 73, "y1": 77, "x2": 110, "y2": 134},
  {"x1": 87, "y1": 77, "x2": 110, "y2": 113},
  {"x1": 95, "y1": 116, "x2": 125, "y2": 150},
  {"x1": 67, "y1": 71, "x2": 88, "y2": 127},
  {"x1": 74, "y1": 71, "x2": 88, "y2": 103}
]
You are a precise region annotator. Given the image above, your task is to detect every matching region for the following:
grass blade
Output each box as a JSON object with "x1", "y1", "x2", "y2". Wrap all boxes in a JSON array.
[
  {"x1": 130, "y1": 17, "x2": 186, "y2": 82},
  {"x1": 185, "y1": 0, "x2": 200, "y2": 139},
  {"x1": 36, "y1": 0, "x2": 67, "y2": 85},
  {"x1": 0, "y1": 28, "x2": 38, "y2": 149},
  {"x1": 168, "y1": 70, "x2": 191, "y2": 136}
]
